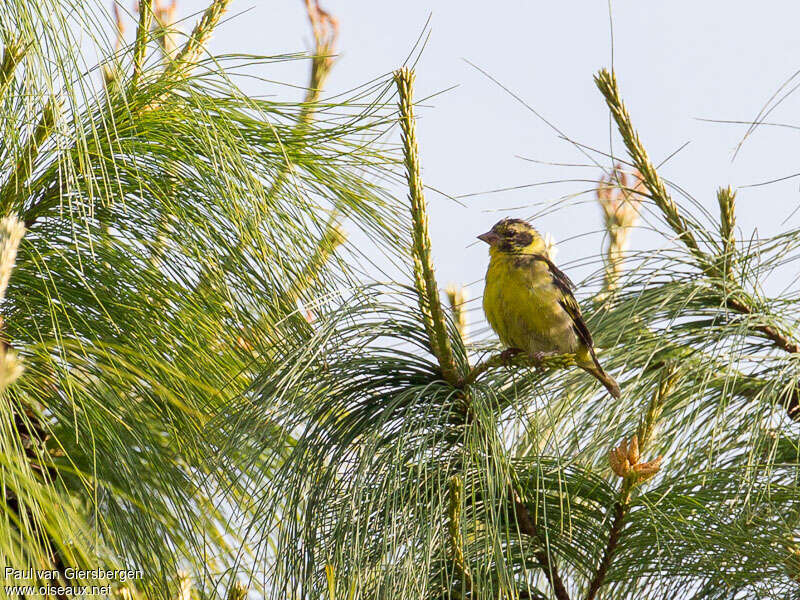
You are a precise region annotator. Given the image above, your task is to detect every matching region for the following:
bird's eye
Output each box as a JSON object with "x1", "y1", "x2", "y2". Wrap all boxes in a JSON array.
[{"x1": 514, "y1": 230, "x2": 533, "y2": 246}]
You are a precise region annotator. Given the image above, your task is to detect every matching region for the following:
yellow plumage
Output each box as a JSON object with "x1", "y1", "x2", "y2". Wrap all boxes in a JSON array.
[{"x1": 479, "y1": 218, "x2": 620, "y2": 398}]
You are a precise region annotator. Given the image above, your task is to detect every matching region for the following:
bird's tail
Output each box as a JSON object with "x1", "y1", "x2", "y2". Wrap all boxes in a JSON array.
[{"x1": 581, "y1": 356, "x2": 621, "y2": 399}]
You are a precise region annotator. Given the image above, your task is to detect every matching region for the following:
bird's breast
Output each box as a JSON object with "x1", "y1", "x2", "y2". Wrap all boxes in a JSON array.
[{"x1": 482, "y1": 256, "x2": 579, "y2": 354}]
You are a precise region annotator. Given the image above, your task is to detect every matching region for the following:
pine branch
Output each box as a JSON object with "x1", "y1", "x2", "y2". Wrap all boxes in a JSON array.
[
  {"x1": 285, "y1": 215, "x2": 346, "y2": 303},
  {"x1": 132, "y1": 0, "x2": 154, "y2": 86},
  {"x1": 455, "y1": 352, "x2": 574, "y2": 595},
  {"x1": 265, "y1": 0, "x2": 338, "y2": 203},
  {"x1": 193, "y1": 3, "x2": 341, "y2": 302},
  {"x1": 227, "y1": 581, "x2": 247, "y2": 600},
  {"x1": 595, "y1": 68, "x2": 800, "y2": 393},
  {"x1": 584, "y1": 368, "x2": 675, "y2": 600},
  {"x1": 0, "y1": 216, "x2": 73, "y2": 596},
  {"x1": 0, "y1": 216, "x2": 64, "y2": 592},
  {"x1": 707, "y1": 189, "x2": 795, "y2": 361},
  {"x1": 394, "y1": 67, "x2": 459, "y2": 385},
  {"x1": 717, "y1": 186, "x2": 736, "y2": 278},
  {"x1": 511, "y1": 485, "x2": 571, "y2": 600},
  {"x1": 595, "y1": 165, "x2": 643, "y2": 302},
  {"x1": 723, "y1": 297, "x2": 800, "y2": 355},
  {"x1": 447, "y1": 475, "x2": 473, "y2": 591},
  {"x1": 446, "y1": 284, "x2": 469, "y2": 347},
  {"x1": 165, "y1": 0, "x2": 232, "y2": 78},
  {"x1": 463, "y1": 351, "x2": 575, "y2": 387},
  {"x1": 443, "y1": 341, "x2": 573, "y2": 596},
  {"x1": 302, "y1": 0, "x2": 337, "y2": 122},
  {"x1": 594, "y1": 69, "x2": 704, "y2": 265},
  {"x1": 0, "y1": 215, "x2": 25, "y2": 390},
  {"x1": 1, "y1": 97, "x2": 59, "y2": 213},
  {"x1": 26, "y1": 2, "x2": 230, "y2": 229},
  {"x1": 0, "y1": 36, "x2": 25, "y2": 104}
]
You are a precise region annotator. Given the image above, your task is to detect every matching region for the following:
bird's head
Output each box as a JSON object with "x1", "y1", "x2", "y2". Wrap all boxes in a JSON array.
[{"x1": 477, "y1": 218, "x2": 546, "y2": 255}]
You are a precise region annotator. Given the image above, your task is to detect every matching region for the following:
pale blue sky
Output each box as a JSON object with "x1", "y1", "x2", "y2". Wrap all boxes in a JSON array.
[{"x1": 137, "y1": 2, "x2": 800, "y2": 314}]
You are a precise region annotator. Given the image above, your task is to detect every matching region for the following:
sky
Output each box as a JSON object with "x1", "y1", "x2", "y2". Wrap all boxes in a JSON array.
[{"x1": 121, "y1": 1, "x2": 800, "y2": 316}]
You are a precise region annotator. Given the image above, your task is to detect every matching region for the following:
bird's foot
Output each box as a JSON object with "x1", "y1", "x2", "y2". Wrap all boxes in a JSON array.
[
  {"x1": 500, "y1": 348, "x2": 522, "y2": 366},
  {"x1": 532, "y1": 350, "x2": 558, "y2": 364}
]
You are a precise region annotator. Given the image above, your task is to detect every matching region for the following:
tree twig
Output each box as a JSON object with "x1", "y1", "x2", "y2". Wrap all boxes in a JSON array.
[
  {"x1": 1, "y1": 97, "x2": 59, "y2": 213},
  {"x1": 595, "y1": 165, "x2": 644, "y2": 301},
  {"x1": 595, "y1": 69, "x2": 703, "y2": 265},
  {"x1": 285, "y1": 215, "x2": 346, "y2": 317},
  {"x1": 724, "y1": 296, "x2": 800, "y2": 354},
  {"x1": 132, "y1": 0, "x2": 154, "y2": 86},
  {"x1": 456, "y1": 351, "x2": 575, "y2": 596},
  {"x1": 192, "y1": 2, "x2": 341, "y2": 302},
  {"x1": 463, "y1": 351, "x2": 575, "y2": 387},
  {"x1": 583, "y1": 368, "x2": 674, "y2": 600},
  {"x1": 511, "y1": 486, "x2": 571, "y2": 600},
  {"x1": 446, "y1": 284, "x2": 469, "y2": 348},
  {"x1": 595, "y1": 67, "x2": 800, "y2": 401},
  {"x1": 394, "y1": 67, "x2": 459, "y2": 385},
  {"x1": 165, "y1": 0, "x2": 232, "y2": 78},
  {"x1": 0, "y1": 36, "x2": 25, "y2": 104},
  {"x1": 717, "y1": 186, "x2": 736, "y2": 278},
  {"x1": 264, "y1": 0, "x2": 338, "y2": 204},
  {"x1": 447, "y1": 475, "x2": 473, "y2": 591}
]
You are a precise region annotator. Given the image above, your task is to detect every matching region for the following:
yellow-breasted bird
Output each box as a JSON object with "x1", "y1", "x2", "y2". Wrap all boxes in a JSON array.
[{"x1": 479, "y1": 218, "x2": 620, "y2": 398}]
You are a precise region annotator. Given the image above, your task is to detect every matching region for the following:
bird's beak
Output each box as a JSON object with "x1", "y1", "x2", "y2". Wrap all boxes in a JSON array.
[{"x1": 477, "y1": 231, "x2": 500, "y2": 245}]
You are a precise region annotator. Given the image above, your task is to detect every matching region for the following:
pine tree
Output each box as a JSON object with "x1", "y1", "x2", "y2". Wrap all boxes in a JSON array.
[
  {"x1": 0, "y1": 0, "x2": 396, "y2": 597},
  {"x1": 246, "y1": 67, "x2": 800, "y2": 600},
  {"x1": 4, "y1": 2, "x2": 800, "y2": 599}
]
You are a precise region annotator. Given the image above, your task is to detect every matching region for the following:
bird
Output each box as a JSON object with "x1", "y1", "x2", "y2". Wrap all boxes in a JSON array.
[{"x1": 478, "y1": 217, "x2": 620, "y2": 398}]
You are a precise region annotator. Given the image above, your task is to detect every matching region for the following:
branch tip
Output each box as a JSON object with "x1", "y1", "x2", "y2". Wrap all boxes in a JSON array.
[{"x1": 394, "y1": 67, "x2": 459, "y2": 385}]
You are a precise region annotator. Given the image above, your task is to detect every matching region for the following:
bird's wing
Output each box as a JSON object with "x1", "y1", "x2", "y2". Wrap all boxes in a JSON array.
[{"x1": 530, "y1": 254, "x2": 594, "y2": 349}]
